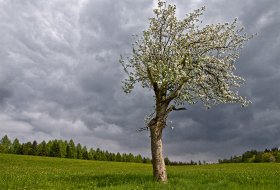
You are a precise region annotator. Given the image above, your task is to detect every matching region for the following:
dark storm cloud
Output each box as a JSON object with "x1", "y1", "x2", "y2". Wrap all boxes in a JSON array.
[
  {"x1": 0, "y1": 0, "x2": 279, "y2": 162},
  {"x1": 0, "y1": 88, "x2": 12, "y2": 104}
]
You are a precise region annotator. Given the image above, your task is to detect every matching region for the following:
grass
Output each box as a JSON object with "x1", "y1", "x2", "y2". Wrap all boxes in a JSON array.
[{"x1": 1, "y1": 153, "x2": 280, "y2": 189}]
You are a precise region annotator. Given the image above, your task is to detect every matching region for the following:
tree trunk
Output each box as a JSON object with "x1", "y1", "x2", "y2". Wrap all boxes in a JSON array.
[{"x1": 150, "y1": 122, "x2": 167, "y2": 182}]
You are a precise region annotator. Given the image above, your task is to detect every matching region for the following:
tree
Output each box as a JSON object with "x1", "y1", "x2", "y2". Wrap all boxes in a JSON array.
[
  {"x1": 11, "y1": 138, "x2": 21, "y2": 154},
  {"x1": 88, "y1": 148, "x2": 96, "y2": 160},
  {"x1": 242, "y1": 150, "x2": 257, "y2": 163},
  {"x1": 58, "y1": 140, "x2": 67, "y2": 158},
  {"x1": 122, "y1": 153, "x2": 128, "y2": 162},
  {"x1": 22, "y1": 142, "x2": 33, "y2": 155},
  {"x1": 66, "y1": 139, "x2": 76, "y2": 158},
  {"x1": 76, "y1": 143, "x2": 82, "y2": 159},
  {"x1": 135, "y1": 154, "x2": 143, "y2": 163},
  {"x1": 32, "y1": 140, "x2": 38, "y2": 155},
  {"x1": 94, "y1": 148, "x2": 101, "y2": 160},
  {"x1": 46, "y1": 141, "x2": 53, "y2": 156},
  {"x1": 50, "y1": 140, "x2": 60, "y2": 157},
  {"x1": 262, "y1": 152, "x2": 275, "y2": 162},
  {"x1": 0, "y1": 135, "x2": 12, "y2": 153},
  {"x1": 100, "y1": 150, "x2": 107, "y2": 161},
  {"x1": 116, "y1": 152, "x2": 122, "y2": 162},
  {"x1": 164, "y1": 157, "x2": 170, "y2": 166},
  {"x1": 127, "y1": 153, "x2": 135, "y2": 162},
  {"x1": 82, "y1": 146, "x2": 89, "y2": 160},
  {"x1": 37, "y1": 140, "x2": 48, "y2": 156},
  {"x1": 120, "y1": 0, "x2": 253, "y2": 182},
  {"x1": 144, "y1": 157, "x2": 152, "y2": 164},
  {"x1": 254, "y1": 152, "x2": 263, "y2": 163}
]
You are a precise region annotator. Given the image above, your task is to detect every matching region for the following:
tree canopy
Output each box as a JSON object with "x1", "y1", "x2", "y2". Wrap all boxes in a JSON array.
[{"x1": 121, "y1": 1, "x2": 253, "y2": 112}]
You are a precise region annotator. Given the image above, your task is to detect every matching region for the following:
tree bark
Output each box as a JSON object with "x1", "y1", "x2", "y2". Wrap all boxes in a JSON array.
[{"x1": 150, "y1": 120, "x2": 167, "y2": 182}]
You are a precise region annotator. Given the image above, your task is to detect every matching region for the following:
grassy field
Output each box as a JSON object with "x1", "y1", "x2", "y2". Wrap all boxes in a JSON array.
[{"x1": 1, "y1": 153, "x2": 280, "y2": 190}]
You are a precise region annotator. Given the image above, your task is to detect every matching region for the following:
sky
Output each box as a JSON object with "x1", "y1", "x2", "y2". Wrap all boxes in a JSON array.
[{"x1": 0, "y1": 0, "x2": 279, "y2": 162}]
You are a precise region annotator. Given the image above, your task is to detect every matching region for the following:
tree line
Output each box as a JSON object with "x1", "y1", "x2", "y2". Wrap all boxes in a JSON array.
[
  {"x1": 219, "y1": 148, "x2": 280, "y2": 163},
  {"x1": 0, "y1": 134, "x2": 205, "y2": 165},
  {"x1": 0, "y1": 135, "x2": 151, "y2": 163}
]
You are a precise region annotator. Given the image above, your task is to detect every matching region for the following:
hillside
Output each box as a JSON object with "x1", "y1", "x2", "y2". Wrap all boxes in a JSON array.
[{"x1": 1, "y1": 153, "x2": 280, "y2": 189}]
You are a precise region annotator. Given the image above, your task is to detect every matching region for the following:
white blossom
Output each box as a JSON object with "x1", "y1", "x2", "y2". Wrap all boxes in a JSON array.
[{"x1": 121, "y1": 0, "x2": 254, "y2": 112}]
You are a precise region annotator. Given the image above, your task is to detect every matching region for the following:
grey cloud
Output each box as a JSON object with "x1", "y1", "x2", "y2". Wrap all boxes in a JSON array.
[
  {"x1": 0, "y1": 88, "x2": 12, "y2": 104},
  {"x1": 0, "y1": 0, "x2": 279, "y2": 162}
]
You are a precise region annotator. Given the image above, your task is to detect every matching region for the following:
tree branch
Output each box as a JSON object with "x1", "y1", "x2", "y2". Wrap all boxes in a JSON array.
[
  {"x1": 136, "y1": 126, "x2": 149, "y2": 132},
  {"x1": 166, "y1": 105, "x2": 187, "y2": 114}
]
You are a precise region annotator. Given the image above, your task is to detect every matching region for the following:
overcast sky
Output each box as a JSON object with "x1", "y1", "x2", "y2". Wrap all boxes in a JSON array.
[{"x1": 0, "y1": 0, "x2": 279, "y2": 162}]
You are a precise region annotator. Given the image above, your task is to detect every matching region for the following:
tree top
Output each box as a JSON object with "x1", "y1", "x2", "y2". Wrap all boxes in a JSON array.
[{"x1": 121, "y1": 0, "x2": 254, "y2": 110}]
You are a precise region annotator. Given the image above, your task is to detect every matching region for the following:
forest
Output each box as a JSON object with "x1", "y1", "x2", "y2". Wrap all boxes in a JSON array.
[
  {"x1": 3, "y1": 135, "x2": 279, "y2": 165},
  {"x1": 219, "y1": 148, "x2": 280, "y2": 163},
  {"x1": 0, "y1": 135, "x2": 199, "y2": 165}
]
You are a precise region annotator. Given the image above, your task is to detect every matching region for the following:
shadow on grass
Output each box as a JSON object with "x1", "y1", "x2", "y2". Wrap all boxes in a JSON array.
[{"x1": 56, "y1": 173, "x2": 153, "y2": 187}]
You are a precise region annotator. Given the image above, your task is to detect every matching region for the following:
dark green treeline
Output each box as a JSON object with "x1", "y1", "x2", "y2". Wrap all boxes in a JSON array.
[
  {"x1": 0, "y1": 135, "x2": 204, "y2": 165},
  {"x1": 0, "y1": 135, "x2": 151, "y2": 164},
  {"x1": 219, "y1": 148, "x2": 280, "y2": 163}
]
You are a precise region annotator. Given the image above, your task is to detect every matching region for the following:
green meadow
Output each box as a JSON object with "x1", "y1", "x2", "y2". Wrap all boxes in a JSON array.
[{"x1": 1, "y1": 153, "x2": 280, "y2": 190}]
